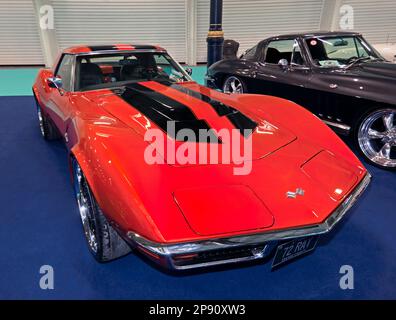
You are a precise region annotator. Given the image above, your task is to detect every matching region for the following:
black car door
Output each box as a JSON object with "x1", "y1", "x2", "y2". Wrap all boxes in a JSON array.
[
  {"x1": 301, "y1": 36, "x2": 368, "y2": 125},
  {"x1": 253, "y1": 38, "x2": 312, "y2": 107}
]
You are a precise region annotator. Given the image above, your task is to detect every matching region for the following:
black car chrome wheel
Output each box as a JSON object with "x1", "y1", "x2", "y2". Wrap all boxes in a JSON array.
[
  {"x1": 223, "y1": 76, "x2": 245, "y2": 94},
  {"x1": 71, "y1": 158, "x2": 131, "y2": 262},
  {"x1": 357, "y1": 108, "x2": 396, "y2": 169}
]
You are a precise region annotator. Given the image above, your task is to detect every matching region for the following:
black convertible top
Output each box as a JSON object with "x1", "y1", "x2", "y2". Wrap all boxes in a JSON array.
[{"x1": 269, "y1": 30, "x2": 361, "y2": 40}]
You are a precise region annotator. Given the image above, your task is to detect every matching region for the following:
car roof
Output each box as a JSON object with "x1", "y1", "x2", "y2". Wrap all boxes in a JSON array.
[
  {"x1": 63, "y1": 44, "x2": 166, "y2": 54},
  {"x1": 267, "y1": 30, "x2": 361, "y2": 40}
]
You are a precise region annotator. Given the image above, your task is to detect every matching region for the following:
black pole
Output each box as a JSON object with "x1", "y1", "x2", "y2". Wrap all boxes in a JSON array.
[{"x1": 207, "y1": 0, "x2": 224, "y2": 67}]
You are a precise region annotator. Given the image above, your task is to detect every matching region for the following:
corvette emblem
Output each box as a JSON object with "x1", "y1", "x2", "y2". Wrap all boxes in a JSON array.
[{"x1": 286, "y1": 188, "x2": 305, "y2": 199}]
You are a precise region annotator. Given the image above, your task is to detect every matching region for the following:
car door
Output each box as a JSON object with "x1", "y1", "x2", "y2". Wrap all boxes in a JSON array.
[
  {"x1": 254, "y1": 38, "x2": 312, "y2": 107},
  {"x1": 45, "y1": 54, "x2": 75, "y2": 138},
  {"x1": 301, "y1": 36, "x2": 369, "y2": 124}
]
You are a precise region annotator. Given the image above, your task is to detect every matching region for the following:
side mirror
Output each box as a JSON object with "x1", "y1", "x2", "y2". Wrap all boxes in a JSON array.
[
  {"x1": 278, "y1": 59, "x2": 289, "y2": 70},
  {"x1": 47, "y1": 76, "x2": 63, "y2": 89},
  {"x1": 185, "y1": 67, "x2": 193, "y2": 76}
]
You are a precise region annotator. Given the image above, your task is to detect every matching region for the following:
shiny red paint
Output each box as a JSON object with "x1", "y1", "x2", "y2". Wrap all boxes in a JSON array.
[{"x1": 32, "y1": 47, "x2": 367, "y2": 247}]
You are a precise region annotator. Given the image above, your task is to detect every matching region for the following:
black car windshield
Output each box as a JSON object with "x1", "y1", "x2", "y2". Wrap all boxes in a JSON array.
[
  {"x1": 305, "y1": 36, "x2": 380, "y2": 68},
  {"x1": 75, "y1": 52, "x2": 191, "y2": 91}
]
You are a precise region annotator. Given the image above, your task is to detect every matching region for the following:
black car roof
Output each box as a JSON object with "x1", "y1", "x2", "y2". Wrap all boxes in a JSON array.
[{"x1": 268, "y1": 30, "x2": 361, "y2": 39}]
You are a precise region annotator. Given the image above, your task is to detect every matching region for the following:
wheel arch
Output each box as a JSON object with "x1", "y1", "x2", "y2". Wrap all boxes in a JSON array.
[
  {"x1": 68, "y1": 143, "x2": 166, "y2": 243},
  {"x1": 209, "y1": 59, "x2": 256, "y2": 90},
  {"x1": 351, "y1": 103, "x2": 396, "y2": 133}
]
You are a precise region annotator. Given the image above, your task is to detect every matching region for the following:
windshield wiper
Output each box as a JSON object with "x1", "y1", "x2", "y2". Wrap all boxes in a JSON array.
[{"x1": 343, "y1": 56, "x2": 380, "y2": 70}]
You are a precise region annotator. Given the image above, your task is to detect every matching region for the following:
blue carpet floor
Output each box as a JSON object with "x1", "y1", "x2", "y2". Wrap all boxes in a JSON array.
[{"x1": 0, "y1": 96, "x2": 395, "y2": 299}]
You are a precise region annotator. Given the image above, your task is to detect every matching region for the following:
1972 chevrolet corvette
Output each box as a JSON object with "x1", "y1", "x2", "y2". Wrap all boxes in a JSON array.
[
  {"x1": 206, "y1": 31, "x2": 396, "y2": 170},
  {"x1": 33, "y1": 44, "x2": 370, "y2": 270}
]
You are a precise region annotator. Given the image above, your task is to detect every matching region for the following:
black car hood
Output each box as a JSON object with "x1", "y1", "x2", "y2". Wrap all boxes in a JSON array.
[
  {"x1": 357, "y1": 61, "x2": 396, "y2": 79},
  {"x1": 318, "y1": 61, "x2": 396, "y2": 105}
]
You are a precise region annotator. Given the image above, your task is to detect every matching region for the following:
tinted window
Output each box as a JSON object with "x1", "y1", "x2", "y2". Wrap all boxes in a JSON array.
[
  {"x1": 55, "y1": 54, "x2": 74, "y2": 91},
  {"x1": 264, "y1": 39, "x2": 294, "y2": 64}
]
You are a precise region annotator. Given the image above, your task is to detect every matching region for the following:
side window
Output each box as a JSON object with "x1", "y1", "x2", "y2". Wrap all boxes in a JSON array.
[
  {"x1": 55, "y1": 54, "x2": 74, "y2": 91},
  {"x1": 154, "y1": 54, "x2": 173, "y2": 77},
  {"x1": 242, "y1": 45, "x2": 257, "y2": 60},
  {"x1": 264, "y1": 39, "x2": 294, "y2": 64},
  {"x1": 153, "y1": 54, "x2": 185, "y2": 82}
]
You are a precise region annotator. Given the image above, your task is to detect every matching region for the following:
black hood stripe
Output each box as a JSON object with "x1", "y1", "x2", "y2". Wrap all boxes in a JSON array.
[
  {"x1": 112, "y1": 83, "x2": 220, "y2": 143},
  {"x1": 155, "y1": 80, "x2": 257, "y2": 137}
]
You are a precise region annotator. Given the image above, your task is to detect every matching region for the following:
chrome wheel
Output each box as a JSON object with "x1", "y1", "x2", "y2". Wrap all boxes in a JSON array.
[
  {"x1": 358, "y1": 109, "x2": 396, "y2": 168},
  {"x1": 37, "y1": 106, "x2": 45, "y2": 137},
  {"x1": 223, "y1": 76, "x2": 244, "y2": 94},
  {"x1": 73, "y1": 163, "x2": 99, "y2": 253}
]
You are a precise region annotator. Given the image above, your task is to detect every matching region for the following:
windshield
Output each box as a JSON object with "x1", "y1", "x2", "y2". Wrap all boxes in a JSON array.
[
  {"x1": 75, "y1": 52, "x2": 191, "y2": 91},
  {"x1": 305, "y1": 36, "x2": 380, "y2": 68}
]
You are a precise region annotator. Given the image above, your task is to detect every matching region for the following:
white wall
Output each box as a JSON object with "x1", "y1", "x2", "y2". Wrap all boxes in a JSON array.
[
  {"x1": 0, "y1": 0, "x2": 44, "y2": 65},
  {"x1": 197, "y1": 0, "x2": 326, "y2": 63},
  {"x1": 0, "y1": 0, "x2": 395, "y2": 66},
  {"x1": 336, "y1": 0, "x2": 396, "y2": 43},
  {"x1": 52, "y1": 0, "x2": 187, "y2": 62}
]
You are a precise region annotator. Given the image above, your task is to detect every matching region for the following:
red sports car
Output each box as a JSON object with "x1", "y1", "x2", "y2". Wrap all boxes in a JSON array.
[{"x1": 33, "y1": 44, "x2": 371, "y2": 270}]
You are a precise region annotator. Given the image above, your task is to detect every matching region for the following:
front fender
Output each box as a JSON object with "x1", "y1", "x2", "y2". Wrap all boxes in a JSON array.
[
  {"x1": 207, "y1": 59, "x2": 257, "y2": 87},
  {"x1": 69, "y1": 125, "x2": 166, "y2": 243}
]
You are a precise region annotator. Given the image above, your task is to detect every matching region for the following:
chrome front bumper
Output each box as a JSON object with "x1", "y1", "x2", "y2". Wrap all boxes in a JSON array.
[{"x1": 127, "y1": 173, "x2": 371, "y2": 270}]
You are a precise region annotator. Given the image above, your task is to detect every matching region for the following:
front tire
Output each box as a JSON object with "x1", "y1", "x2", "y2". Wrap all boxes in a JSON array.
[
  {"x1": 355, "y1": 108, "x2": 396, "y2": 170},
  {"x1": 71, "y1": 158, "x2": 131, "y2": 262},
  {"x1": 222, "y1": 76, "x2": 246, "y2": 94}
]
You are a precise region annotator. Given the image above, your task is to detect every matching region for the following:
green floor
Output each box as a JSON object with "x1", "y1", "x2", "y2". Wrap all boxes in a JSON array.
[{"x1": 0, "y1": 65, "x2": 207, "y2": 96}]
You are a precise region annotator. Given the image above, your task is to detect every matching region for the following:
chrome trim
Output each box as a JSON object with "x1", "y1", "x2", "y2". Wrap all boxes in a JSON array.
[
  {"x1": 70, "y1": 54, "x2": 77, "y2": 92},
  {"x1": 127, "y1": 173, "x2": 371, "y2": 269},
  {"x1": 322, "y1": 120, "x2": 351, "y2": 133},
  {"x1": 47, "y1": 76, "x2": 63, "y2": 89},
  {"x1": 170, "y1": 243, "x2": 276, "y2": 270}
]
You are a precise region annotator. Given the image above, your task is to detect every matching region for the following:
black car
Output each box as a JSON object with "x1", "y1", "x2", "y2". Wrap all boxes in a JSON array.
[{"x1": 206, "y1": 31, "x2": 396, "y2": 170}]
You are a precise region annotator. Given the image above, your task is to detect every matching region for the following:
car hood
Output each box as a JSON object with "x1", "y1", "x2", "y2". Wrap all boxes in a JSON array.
[
  {"x1": 88, "y1": 81, "x2": 297, "y2": 164},
  {"x1": 314, "y1": 61, "x2": 396, "y2": 105},
  {"x1": 356, "y1": 61, "x2": 396, "y2": 79},
  {"x1": 79, "y1": 83, "x2": 367, "y2": 241},
  {"x1": 172, "y1": 147, "x2": 365, "y2": 236}
]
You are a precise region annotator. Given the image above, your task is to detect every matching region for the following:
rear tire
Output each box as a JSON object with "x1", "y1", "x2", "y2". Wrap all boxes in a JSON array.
[
  {"x1": 354, "y1": 108, "x2": 396, "y2": 170},
  {"x1": 71, "y1": 157, "x2": 131, "y2": 262},
  {"x1": 36, "y1": 102, "x2": 60, "y2": 140}
]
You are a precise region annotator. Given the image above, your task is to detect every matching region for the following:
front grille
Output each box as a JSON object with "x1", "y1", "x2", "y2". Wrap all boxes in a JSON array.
[{"x1": 172, "y1": 245, "x2": 267, "y2": 268}]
